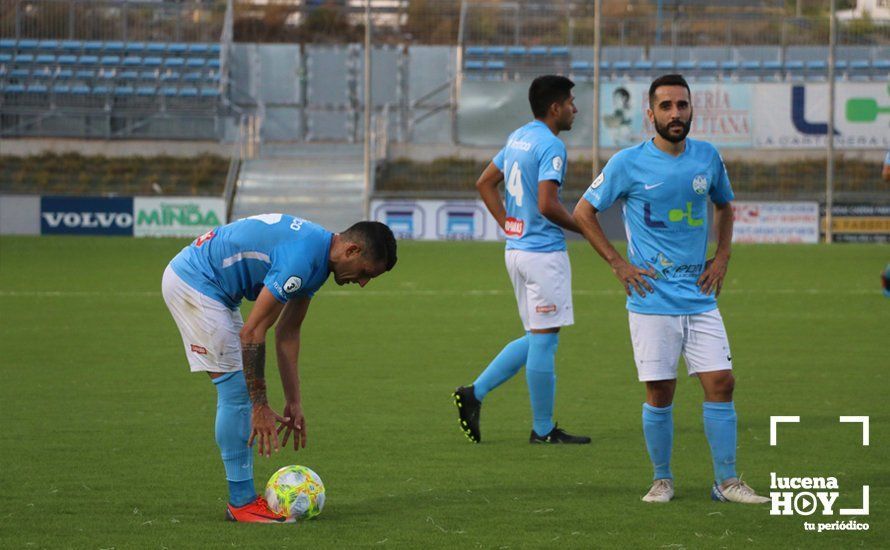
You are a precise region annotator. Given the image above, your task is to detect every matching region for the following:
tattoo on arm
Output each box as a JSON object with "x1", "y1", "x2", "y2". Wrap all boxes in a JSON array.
[{"x1": 242, "y1": 342, "x2": 268, "y2": 406}]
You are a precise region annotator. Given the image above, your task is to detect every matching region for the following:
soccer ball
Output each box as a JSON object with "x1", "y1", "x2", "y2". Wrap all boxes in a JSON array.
[{"x1": 264, "y1": 465, "x2": 325, "y2": 520}]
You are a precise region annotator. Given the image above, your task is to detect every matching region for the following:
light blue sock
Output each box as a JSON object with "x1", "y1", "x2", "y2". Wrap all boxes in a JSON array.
[
  {"x1": 473, "y1": 334, "x2": 529, "y2": 401},
  {"x1": 526, "y1": 332, "x2": 558, "y2": 437},
  {"x1": 642, "y1": 403, "x2": 674, "y2": 480},
  {"x1": 703, "y1": 401, "x2": 738, "y2": 484},
  {"x1": 214, "y1": 371, "x2": 256, "y2": 507}
]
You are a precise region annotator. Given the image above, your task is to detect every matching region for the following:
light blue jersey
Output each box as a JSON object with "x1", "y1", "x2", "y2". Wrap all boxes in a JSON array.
[
  {"x1": 169, "y1": 213, "x2": 332, "y2": 310},
  {"x1": 493, "y1": 120, "x2": 568, "y2": 252},
  {"x1": 582, "y1": 138, "x2": 734, "y2": 315}
]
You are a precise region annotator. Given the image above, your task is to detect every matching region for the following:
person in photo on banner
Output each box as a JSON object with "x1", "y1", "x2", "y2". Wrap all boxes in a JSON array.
[
  {"x1": 453, "y1": 75, "x2": 590, "y2": 445},
  {"x1": 882, "y1": 149, "x2": 890, "y2": 182},
  {"x1": 162, "y1": 215, "x2": 397, "y2": 522},
  {"x1": 573, "y1": 74, "x2": 770, "y2": 504}
]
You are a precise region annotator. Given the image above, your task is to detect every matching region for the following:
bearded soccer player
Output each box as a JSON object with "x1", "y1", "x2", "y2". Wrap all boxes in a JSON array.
[
  {"x1": 162, "y1": 215, "x2": 397, "y2": 522},
  {"x1": 453, "y1": 75, "x2": 590, "y2": 445},
  {"x1": 573, "y1": 74, "x2": 769, "y2": 504}
]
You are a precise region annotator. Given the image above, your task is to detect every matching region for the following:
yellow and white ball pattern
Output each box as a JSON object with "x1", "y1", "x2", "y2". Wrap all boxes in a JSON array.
[{"x1": 265, "y1": 465, "x2": 325, "y2": 520}]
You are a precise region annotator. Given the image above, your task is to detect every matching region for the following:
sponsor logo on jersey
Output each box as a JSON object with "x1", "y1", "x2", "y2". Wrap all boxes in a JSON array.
[
  {"x1": 507, "y1": 138, "x2": 532, "y2": 151},
  {"x1": 504, "y1": 217, "x2": 525, "y2": 237},
  {"x1": 190, "y1": 344, "x2": 208, "y2": 355},
  {"x1": 283, "y1": 276, "x2": 303, "y2": 294},
  {"x1": 535, "y1": 304, "x2": 557, "y2": 314},
  {"x1": 589, "y1": 172, "x2": 605, "y2": 190},
  {"x1": 692, "y1": 174, "x2": 709, "y2": 195},
  {"x1": 195, "y1": 229, "x2": 215, "y2": 246}
]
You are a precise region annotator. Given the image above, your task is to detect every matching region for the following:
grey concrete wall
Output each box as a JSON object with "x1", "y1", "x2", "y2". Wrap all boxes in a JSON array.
[{"x1": 0, "y1": 195, "x2": 40, "y2": 235}]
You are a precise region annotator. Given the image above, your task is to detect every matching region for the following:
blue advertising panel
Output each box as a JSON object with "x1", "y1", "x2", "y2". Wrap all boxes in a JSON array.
[{"x1": 41, "y1": 196, "x2": 135, "y2": 236}]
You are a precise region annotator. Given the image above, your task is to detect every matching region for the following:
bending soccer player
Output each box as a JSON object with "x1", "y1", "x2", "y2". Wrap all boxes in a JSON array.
[
  {"x1": 572, "y1": 74, "x2": 768, "y2": 504},
  {"x1": 453, "y1": 75, "x2": 590, "y2": 445},
  {"x1": 162, "y1": 215, "x2": 397, "y2": 522}
]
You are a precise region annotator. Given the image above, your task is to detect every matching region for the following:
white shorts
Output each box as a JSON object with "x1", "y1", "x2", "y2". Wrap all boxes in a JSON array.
[
  {"x1": 162, "y1": 265, "x2": 244, "y2": 373},
  {"x1": 628, "y1": 309, "x2": 732, "y2": 382},
  {"x1": 505, "y1": 249, "x2": 574, "y2": 331}
]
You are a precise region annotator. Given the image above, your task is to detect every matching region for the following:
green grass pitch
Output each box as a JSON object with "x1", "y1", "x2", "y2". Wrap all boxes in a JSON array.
[{"x1": 0, "y1": 236, "x2": 887, "y2": 548}]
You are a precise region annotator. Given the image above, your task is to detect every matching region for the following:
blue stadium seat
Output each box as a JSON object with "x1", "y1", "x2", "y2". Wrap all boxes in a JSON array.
[
  {"x1": 114, "y1": 85, "x2": 134, "y2": 96},
  {"x1": 84, "y1": 41, "x2": 103, "y2": 52},
  {"x1": 873, "y1": 59, "x2": 890, "y2": 70},
  {"x1": 850, "y1": 60, "x2": 869, "y2": 70},
  {"x1": 528, "y1": 46, "x2": 547, "y2": 56},
  {"x1": 186, "y1": 58, "x2": 205, "y2": 68},
  {"x1": 465, "y1": 46, "x2": 486, "y2": 56},
  {"x1": 168, "y1": 43, "x2": 188, "y2": 54},
  {"x1": 144, "y1": 57, "x2": 162, "y2": 67},
  {"x1": 571, "y1": 60, "x2": 592, "y2": 71},
  {"x1": 38, "y1": 40, "x2": 59, "y2": 49},
  {"x1": 720, "y1": 60, "x2": 739, "y2": 71},
  {"x1": 633, "y1": 60, "x2": 653, "y2": 70},
  {"x1": 101, "y1": 55, "x2": 120, "y2": 66},
  {"x1": 0, "y1": 39, "x2": 16, "y2": 50},
  {"x1": 15, "y1": 54, "x2": 35, "y2": 63},
  {"x1": 139, "y1": 70, "x2": 158, "y2": 80},
  {"x1": 61, "y1": 40, "x2": 82, "y2": 51},
  {"x1": 123, "y1": 56, "x2": 142, "y2": 66},
  {"x1": 208, "y1": 44, "x2": 221, "y2": 54},
  {"x1": 676, "y1": 60, "x2": 696, "y2": 71},
  {"x1": 806, "y1": 60, "x2": 827, "y2": 70},
  {"x1": 57, "y1": 54, "x2": 77, "y2": 65},
  {"x1": 655, "y1": 60, "x2": 674, "y2": 71},
  {"x1": 485, "y1": 60, "x2": 505, "y2": 70},
  {"x1": 785, "y1": 60, "x2": 804, "y2": 71},
  {"x1": 52, "y1": 84, "x2": 71, "y2": 94},
  {"x1": 10, "y1": 68, "x2": 30, "y2": 78},
  {"x1": 126, "y1": 42, "x2": 146, "y2": 54},
  {"x1": 92, "y1": 85, "x2": 109, "y2": 95},
  {"x1": 188, "y1": 44, "x2": 209, "y2": 55},
  {"x1": 55, "y1": 68, "x2": 73, "y2": 79},
  {"x1": 207, "y1": 71, "x2": 221, "y2": 82},
  {"x1": 27, "y1": 83, "x2": 48, "y2": 93},
  {"x1": 507, "y1": 46, "x2": 526, "y2": 56},
  {"x1": 119, "y1": 70, "x2": 138, "y2": 80},
  {"x1": 32, "y1": 67, "x2": 53, "y2": 79},
  {"x1": 486, "y1": 46, "x2": 506, "y2": 56},
  {"x1": 612, "y1": 60, "x2": 632, "y2": 71},
  {"x1": 75, "y1": 69, "x2": 95, "y2": 79},
  {"x1": 5, "y1": 83, "x2": 26, "y2": 93},
  {"x1": 18, "y1": 39, "x2": 38, "y2": 50},
  {"x1": 763, "y1": 60, "x2": 782, "y2": 71},
  {"x1": 465, "y1": 60, "x2": 484, "y2": 70},
  {"x1": 200, "y1": 87, "x2": 219, "y2": 97},
  {"x1": 146, "y1": 43, "x2": 167, "y2": 54},
  {"x1": 207, "y1": 59, "x2": 221, "y2": 69},
  {"x1": 179, "y1": 86, "x2": 199, "y2": 97},
  {"x1": 98, "y1": 69, "x2": 116, "y2": 80},
  {"x1": 699, "y1": 60, "x2": 718, "y2": 71},
  {"x1": 182, "y1": 71, "x2": 203, "y2": 82},
  {"x1": 740, "y1": 60, "x2": 761, "y2": 70},
  {"x1": 105, "y1": 41, "x2": 125, "y2": 53},
  {"x1": 165, "y1": 57, "x2": 184, "y2": 68},
  {"x1": 161, "y1": 86, "x2": 178, "y2": 96},
  {"x1": 550, "y1": 46, "x2": 569, "y2": 57},
  {"x1": 71, "y1": 84, "x2": 90, "y2": 94},
  {"x1": 160, "y1": 71, "x2": 181, "y2": 81},
  {"x1": 0, "y1": 53, "x2": 12, "y2": 63},
  {"x1": 136, "y1": 86, "x2": 156, "y2": 96},
  {"x1": 835, "y1": 60, "x2": 848, "y2": 70},
  {"x1": 79, "y1": 55, "x2": 98, "y2": 65}
]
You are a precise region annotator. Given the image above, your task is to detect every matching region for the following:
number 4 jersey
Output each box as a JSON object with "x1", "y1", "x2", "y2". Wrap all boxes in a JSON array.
[
  {"x1": 493, "y1": 120, "x2": 568, "y2": 252},
  {"x1": 169, "y1": 213, "x2": 333, "y2": 310}
]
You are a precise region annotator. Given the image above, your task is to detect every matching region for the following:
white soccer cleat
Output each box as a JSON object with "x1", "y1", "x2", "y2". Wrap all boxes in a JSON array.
[
  {"x1": 711, "y1": 477, "x2": 770, "y2": 504},
  {"x1": 642, "y1": 478, "x2": 674, "y2": 503}
]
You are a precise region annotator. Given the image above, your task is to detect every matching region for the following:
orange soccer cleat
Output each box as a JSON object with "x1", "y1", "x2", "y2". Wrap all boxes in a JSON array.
[{"x1": 225, "y1": 496, "x2": 294, "y2": 523}]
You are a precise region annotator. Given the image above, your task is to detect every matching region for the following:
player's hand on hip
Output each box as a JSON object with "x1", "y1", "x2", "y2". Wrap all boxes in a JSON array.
[
  {"x1": 697, "y1": 256, "x2": 728, "y2": 296},
  {"x1": 278, "y1": 401, "x2": 307, "y2": 451},
  {"x1": 611, "y1": 259, "x2": 655, "y2": 297},
  {"x1": 248, "y1": 404, "x2": 290, "y2": 458}
]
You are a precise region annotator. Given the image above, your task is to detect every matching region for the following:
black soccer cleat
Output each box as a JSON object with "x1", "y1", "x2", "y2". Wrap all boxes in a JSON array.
[
  {"x1": 529, "y1": 424, "x2": 591, "y2": 444},
  {"x1": 452, "y1": 385, "x2": 482, "y2": 443}
]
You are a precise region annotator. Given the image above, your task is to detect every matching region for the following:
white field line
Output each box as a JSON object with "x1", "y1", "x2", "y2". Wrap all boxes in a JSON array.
[{"x1": 0, "y1": 288, "x2": 876, "y2": 298}]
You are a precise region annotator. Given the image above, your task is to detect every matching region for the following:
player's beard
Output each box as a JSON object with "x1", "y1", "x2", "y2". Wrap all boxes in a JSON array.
[{"x1": 654, "y1": 114, "x2": 692, "y2": 143}]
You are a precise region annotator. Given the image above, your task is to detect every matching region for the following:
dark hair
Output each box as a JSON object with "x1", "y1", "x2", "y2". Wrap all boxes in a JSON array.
[
  {"x1": 342, "y1": 221, "x2": 398, "y2": 271},
  {"x1": 528, "y1": 75, "x2": 575, "y2": 118},
  {"x1": 648, "y1": 74, "x2": 691, "y2": 105},
  {"x1": 614, "y1": 87, "x2": 630, "y2": 101}
]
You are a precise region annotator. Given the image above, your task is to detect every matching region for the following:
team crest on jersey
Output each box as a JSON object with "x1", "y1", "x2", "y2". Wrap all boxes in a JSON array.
[
  {"x1": 692, "y1": 174, "x2": 709, "y2": 195},
  {"x1": 283, "y1": 276, "x2": 302, "y2": 294},
  {"x1": 552, "y1": 156, "x2": 563, "y2": 171}
]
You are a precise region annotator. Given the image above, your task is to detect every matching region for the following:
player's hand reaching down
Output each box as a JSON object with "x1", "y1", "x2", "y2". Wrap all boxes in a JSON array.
[
  {"x1": 698, "y1": 256, "x2": 729, "y2": 296},
  {"x1": 611, "y1": 258, "x2": 656, "y2": 297},
  {"x1": 278, "y1": 401, "x2": 307, "y2": 451},
  {"x1": 249, "y1": 404, "x2": 290, "y2": 458}
]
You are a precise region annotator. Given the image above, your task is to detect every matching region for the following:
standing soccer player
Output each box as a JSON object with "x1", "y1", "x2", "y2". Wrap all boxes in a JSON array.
[
  {"x1": 453, "y1": 75, "x2": 590, "y2": 445},
  {"x1": 573, "y1": 75, "x2": 768, "y2": 503},
  {"x1": 162, "y1": 215, "x2": 396, "y2": 522}
]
